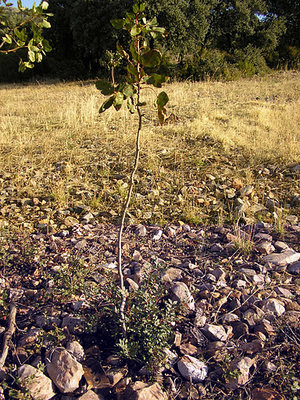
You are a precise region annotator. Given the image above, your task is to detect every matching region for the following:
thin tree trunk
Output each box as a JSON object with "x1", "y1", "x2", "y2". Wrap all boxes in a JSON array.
[{"x1": 117, "y1": 105, "x2": 142, "y2": 337}]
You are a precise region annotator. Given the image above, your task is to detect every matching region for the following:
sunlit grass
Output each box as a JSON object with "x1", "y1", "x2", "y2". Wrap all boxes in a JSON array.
[{"x1": 0, "y1": 71, "x2": 299, "y2": 227}]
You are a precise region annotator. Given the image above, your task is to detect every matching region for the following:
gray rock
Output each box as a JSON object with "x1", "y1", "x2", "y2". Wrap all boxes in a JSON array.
[
  {"x1": 263, "y1": 298, "x2": 285, "y2": 316},
  {"x1": 274, "y1": 287, "x2": 293, "y2": 298},
  {"x1": 225, "y1": 357, "x2": 254, "y2": 390},
  {"x1": 255, "y1": 240, "x2": 275, "y2": 255},
  {"x1": 66, "y1": 341, "x2": 85, "y2": 362},
  {"x1": 121, "y1": 381, "x2": 167, "y2": 400},
  {"x1": 222, "y1": 313, "x2": 240, "y2": 323},
  {"x1": 170, "y1": 282, "x2": 195, "y2": 311},
  {"x1": 234, "y1": 279, "x2": 247, "y2": 289},
  {"x1": 82, "y1": 212, "x2": 94, "y2": 223},
  {"x1": 254, "y1": 233, "x2": 273, "y2": 241},
  {"x1": 239, "y1": 268, "x2": 256, "y2": 277},
  {"x1": 78, "y1": 391, "x2": 105, "y2": 399},
  {"x1": 240, "y1": 185, "x2": 254, "y2": 197},
  {"x1": 135, "y1": 224, "x2": 147, "y2": 236},
  {"x1": 291, "y1": 195, "x2": 300, "y2": 207},
  {"x1": 161, "y1": 268, "x2": 183, "y2": 283},
  {"x1": 18, "y1": 364, "x2": 55, "y2": 400},
  {"x1": 274, "y1": 241, "x2": 289, "y2": 251},
  {"x1": 177, "y1": 355, "x2": 208, "y2": 382},
  {"x1": 263, "y1": 249, "x2": 300, "y2": 266},
  {"x1": 64, "y1": 216, "x2": 79, "y2": 227},
  {"x1": 47, "y1": 348, "x2": 84, "y2": 393},
  {"x1": 211, "y1": 267, "x2": 226, "y2": 281},
  {"x1": 75, "y1": 240, "x2": 88, "y2": 250},
  {"x1": 265, "y1": 198, "x2": 279, "y2": 211},
  {"x1": 201, "y1": 324, "x2": 228, "y2": 341},
  {"x1": 209, "y1": 243, "x2": 224, "y2": 253},
  {"x1": 291, "y1": 164, "x2": 300, "y2": 173},
  {"x1": 62, "y1": 316, "x2": 84, "y2": 334},
  {"x1": 288, "y1": 261, "x2": 300, "y2": 275},
  {"x1": 252, "y1": 274, "x2": 265, "y2": 285},
  {"x1": 153, "y1": 229, "x2": 163, "y2": 240}
]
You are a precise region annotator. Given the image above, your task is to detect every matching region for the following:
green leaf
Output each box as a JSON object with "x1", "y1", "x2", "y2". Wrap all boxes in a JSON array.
[
  {"x1": 129, "y1": 41, "x2": 138, "y2": 61},
  {"x1": 150, "y1": 17, "x2": 158, "y2": 26},
  {"x1": 3, "y1": 34, "x2": 12, "y2": 44},
  {"x1": 146, "y1": 73, "x2": 166, "y2": 88},
  {"x1": 41, "y1": 19, "x2": 51, "y2": 29},
  {"x1": 139, "y1": 3, "x2": 146, "y2": 12},
  {"x1": 36, "y1": 53, "x2": 43, "y2": 62},
  {"x1": 156, "y1": 91, "x2": 169, "y2": 108},
  {"x1": 127, "y1": 63, "x2": 138, "y2": 79},
  {"x1": 111, "y1": 19, "x2": 124, "y2": 30},
  {"x1": 95, "y1": 80, "x2": 115, "y2": 95},
  {"x1": 126, "y1": 12, "x2": 135, "y2": 20},
  {"x1": 14, "y1": 28, "x2": 27, "y2": 42},
  {"x1": 141, "y1": 49, "x2": 162, "y2": 68},
  {"x1": 24, "y1": 62, "x2": 34, "y2": 69},
  {"x1": 113, "y1": 91, "x2": 124, "y2": 111},
  {"x1": 118, "y1": 82, "x2": 135, "y2": 98},
  {"x1": 132, "y1": 4, "x2": 139, "y2": 13},
  {"x1": 42, "y1": 39, "x2": 52, "y2": 52},
  {"x1": 28, "y1": 50, "x2": 35, "y2": 62},
  {"x1": 152, "y1": 26, "x2": 165, "y2": 34},
  {"x1": 99, "y1": 96, "x2": 115, "y2": 113},
  {"x1": 130, "y1": 24, "x2": 142, "y2": 37},
  {"x1": 116, "y1": 43, "x2": 130, "y2": 60}
]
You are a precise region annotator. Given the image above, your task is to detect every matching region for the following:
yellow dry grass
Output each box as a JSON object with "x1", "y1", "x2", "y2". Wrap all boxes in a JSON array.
[
  {"x1": 0, "y1": 71, "x2": 299, "y2": 226},
  {"x1": 1, "y1": 71, "x2": 299, "y2": 171}
]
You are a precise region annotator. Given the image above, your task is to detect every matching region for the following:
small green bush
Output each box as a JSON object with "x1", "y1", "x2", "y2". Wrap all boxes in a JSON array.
[{"x1": 98, "y1": 263, "x2": 179, "y2": 375}]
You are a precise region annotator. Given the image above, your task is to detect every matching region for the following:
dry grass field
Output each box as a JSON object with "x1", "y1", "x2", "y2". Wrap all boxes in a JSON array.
[{"x1": 0, "y1": 71, "x2": 299, "y2": 231}]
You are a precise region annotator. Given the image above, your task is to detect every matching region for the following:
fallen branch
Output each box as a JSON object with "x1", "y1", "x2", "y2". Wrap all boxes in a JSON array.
[{"x1": 0, "y1": 301, "x2": 17, "y2": 370}]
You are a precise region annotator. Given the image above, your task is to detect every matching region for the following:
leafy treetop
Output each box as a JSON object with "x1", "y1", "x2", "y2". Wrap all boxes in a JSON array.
[
  {"x1": 95, "y1": 2, "x2": 169, "y2": 124},
  {"x1": 0, "y1": 0, "x2": 52, "y2": 71}
]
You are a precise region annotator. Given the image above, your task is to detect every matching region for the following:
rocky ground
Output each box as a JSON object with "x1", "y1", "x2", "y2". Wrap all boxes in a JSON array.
[{"x1": 0, "y1": 219, "x2": 299, "y2": 400}]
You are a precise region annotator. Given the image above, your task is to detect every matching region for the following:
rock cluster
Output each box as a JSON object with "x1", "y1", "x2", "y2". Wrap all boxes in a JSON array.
[{"x1": 0, "y1": 221, "x2": 299, "y2": 399}]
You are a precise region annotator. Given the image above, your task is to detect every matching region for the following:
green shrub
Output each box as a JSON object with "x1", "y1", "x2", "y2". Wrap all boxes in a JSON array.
[{"x1": 97, "y1": 263, "x2": 180, "y2": 375}]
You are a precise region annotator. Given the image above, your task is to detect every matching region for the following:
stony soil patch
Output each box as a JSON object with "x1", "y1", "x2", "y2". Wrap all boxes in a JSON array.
[{"x1": 0, "y1": 221, "x2": 299, "y2": 399}]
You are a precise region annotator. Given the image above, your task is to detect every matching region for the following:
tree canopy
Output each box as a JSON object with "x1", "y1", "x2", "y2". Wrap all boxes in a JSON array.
[{"x1": 0, "y1": 0, "x2": 299, "y2": 81}]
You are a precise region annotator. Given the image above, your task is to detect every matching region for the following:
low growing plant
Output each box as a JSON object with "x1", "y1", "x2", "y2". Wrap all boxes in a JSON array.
[{"x1": 97, "y1": 263, "x2": 179, "y2": 375}]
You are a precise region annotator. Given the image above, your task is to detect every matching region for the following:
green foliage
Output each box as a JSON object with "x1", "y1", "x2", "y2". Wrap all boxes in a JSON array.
[
  {"x1": 96, "y1": 2, "x2": 169, "y2": 123},
  {"x1": 0, "y1": 228, "x2": 46, "y2": 276},
  {"x1": 52, "y1": 255, "x2": 100, "y2": 302},
  {"x1": 98, "y1": 264, "x2": 179, "y2": 374},
  {"x1": 0, "y1": 0, "x2": 52, "y2": 71}
]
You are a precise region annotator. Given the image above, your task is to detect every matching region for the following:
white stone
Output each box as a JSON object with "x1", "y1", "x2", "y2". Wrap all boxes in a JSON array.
[
  {"x1": 201, "y1": 324, "x2": 228, "y2": 341},
  {"x1": 263, "y1": 249, "x2": 300, "y2": 266},
  {"x1": 66, "y1": 341, "x2": 85, "y2": 362},
  {"x1": 47, "y1": 348, "x2": 84, "y2": 393},
  {"x1": 18, "y1": 364, "x2": 55, "y2": 400},
  {"x1": 263, "y1": 298, "x2": 285, "y2": 316},
  {"x1": 226, "y1": 357, "x2": 254, "y2": 390},
  {"x1": 177, "y1": 355, "x2": 208, "y2": 383},
  {"x1": 153, "y1": 229, "x2": 162, "y2": 240}
]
